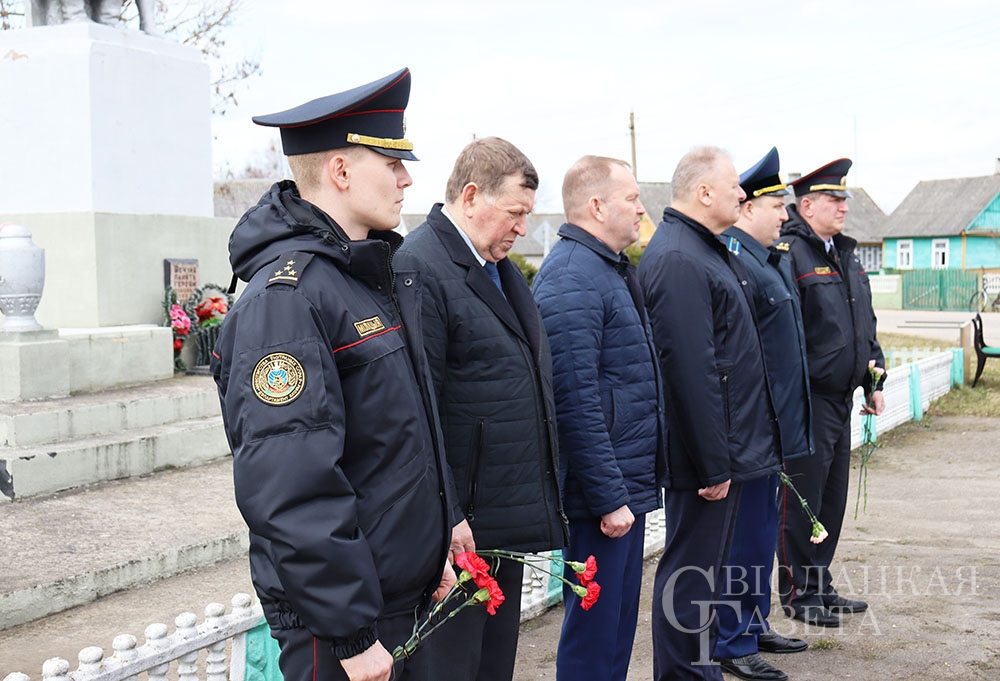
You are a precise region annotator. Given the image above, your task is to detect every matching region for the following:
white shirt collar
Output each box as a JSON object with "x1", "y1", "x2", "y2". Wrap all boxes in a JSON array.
[{"x1": 441, "y1": 204, "x2": 486, "y2": 266}]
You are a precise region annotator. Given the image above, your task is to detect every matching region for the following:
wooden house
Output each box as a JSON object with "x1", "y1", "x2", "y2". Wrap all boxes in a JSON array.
[{"x1": 880, "y1": 174, "x2": 1000, "y2": 270}]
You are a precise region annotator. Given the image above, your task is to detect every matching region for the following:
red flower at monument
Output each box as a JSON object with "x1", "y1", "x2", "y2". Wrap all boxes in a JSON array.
[
  {"x1": 580, "y1": 582, "x2": 601, "y2": 611},
  {"x1": 173, "y1": 338, "x2": 184, "y2": 351},
  {"x1": 194, "y1": 296, "x2": 228, "y2": 326}
]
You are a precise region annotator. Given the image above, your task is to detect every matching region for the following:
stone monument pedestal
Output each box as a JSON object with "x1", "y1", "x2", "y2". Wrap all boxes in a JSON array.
[{"x1": 0, "y1": 330, "x2": 70, "y2": 401}]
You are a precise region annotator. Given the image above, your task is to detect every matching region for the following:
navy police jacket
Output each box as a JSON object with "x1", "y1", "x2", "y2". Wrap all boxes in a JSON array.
[
  {"x1": 394, "y1": 204, "x2": 568, "y2": 553},
  {"x1": 723, "y1": 227, "x2": 814, "y2": 461},
  {"x1": 639, "y1": 208, "x2": 781, "y2": 489},
  {"x1": 211, "y1": 182, "x2": 450, "y2": 659},
  {"x1": 533, "y1": 223, "x2": 665, "y2": 520},
  {"x1": 778, "y1": 205, "x2": 886, "y2": 398}
]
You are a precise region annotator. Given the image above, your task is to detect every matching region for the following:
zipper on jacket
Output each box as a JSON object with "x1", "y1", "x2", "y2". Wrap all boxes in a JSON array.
[{"x1": 465, "y1": 418, "x2": 487, "y2": 521}]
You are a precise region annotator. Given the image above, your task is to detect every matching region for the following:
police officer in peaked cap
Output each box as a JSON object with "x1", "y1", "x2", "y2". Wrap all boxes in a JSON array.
[
  {"x1": 774, "y1": 158, "x2": 886, "y2": 629},
  {"x1": 212, "y1": 69, "x2": 454, "y2": 681}
]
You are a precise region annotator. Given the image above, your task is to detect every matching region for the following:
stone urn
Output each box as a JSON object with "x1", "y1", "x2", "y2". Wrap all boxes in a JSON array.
[{"x1": 0, "y1": 223, "x2": 45, "y2": 331}]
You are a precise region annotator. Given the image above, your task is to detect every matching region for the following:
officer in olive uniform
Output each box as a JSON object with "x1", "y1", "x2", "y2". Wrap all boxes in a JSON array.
[
  {"x1": 714, "y1": 148, "x2": 812, "y2": 681},
  {"x1": 212, "y1": 69, "x2": 453, "y2": 681},
  {"x1": 774, "y1": 158, "x2": 886, "y2": 628}
]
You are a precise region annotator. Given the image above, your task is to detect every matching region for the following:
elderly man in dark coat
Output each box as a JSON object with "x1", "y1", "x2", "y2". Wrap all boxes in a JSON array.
[{"x1": 394, "y1": 136, "x2": 567, "y2": 681}]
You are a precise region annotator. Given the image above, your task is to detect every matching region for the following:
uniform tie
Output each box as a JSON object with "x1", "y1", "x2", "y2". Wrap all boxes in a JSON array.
[{"x1": 484, "y1": 261, "x2": 505, "y2": 298}]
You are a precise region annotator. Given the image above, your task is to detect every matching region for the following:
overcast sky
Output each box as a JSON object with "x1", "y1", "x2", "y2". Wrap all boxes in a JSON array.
[{"x1": 211, "y1": 0, "x2": 1000, "y2": 216}]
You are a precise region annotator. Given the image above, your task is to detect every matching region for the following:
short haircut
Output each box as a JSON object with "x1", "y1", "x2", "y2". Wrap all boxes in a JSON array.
[
  {"x1": 287, "y1": 149, "x2": 335, "y2": 196},
  {"x1": 672, "y1": 146, "x2": 729, "y2": 203},
  {"x1": 562, "y1": 155, "x2": 631, "y2": 218},
  {"x1": 444, "y1": 137, "x2": 539, "y2": 204}
]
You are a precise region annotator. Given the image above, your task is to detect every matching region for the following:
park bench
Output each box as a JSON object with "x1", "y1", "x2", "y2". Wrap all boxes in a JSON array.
[{"x1": 971, "y1": 313, "x2": 1000, "y2": 387}]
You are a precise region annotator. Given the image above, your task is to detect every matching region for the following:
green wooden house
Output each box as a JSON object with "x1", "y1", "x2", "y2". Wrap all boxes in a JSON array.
[{"x1": 881, "y1": 174, "x2": 1000, "y2": 271}]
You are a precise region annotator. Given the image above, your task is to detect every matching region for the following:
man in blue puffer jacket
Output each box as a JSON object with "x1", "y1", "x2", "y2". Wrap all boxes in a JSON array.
[{"x1": 533, "y1": 155, "x2": 666, "y2": 681}]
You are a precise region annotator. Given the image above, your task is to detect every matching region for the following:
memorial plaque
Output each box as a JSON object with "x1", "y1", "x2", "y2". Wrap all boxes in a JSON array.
[{"x1": 165, "y1": 258, "x2": 199, "y2": 304}]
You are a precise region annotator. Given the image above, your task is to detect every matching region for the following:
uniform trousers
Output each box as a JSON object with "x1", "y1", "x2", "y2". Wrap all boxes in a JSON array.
[
  {"x1": 425, "y1": 556, "x2": 524, "y2": 681},
  {"x1": 651, "y1": 484, "x2": 742, "y2": 681},
  {"x1": 557, "y1": 514, "x2": 647, "y2": 681},
  {"x1": 777, "y1": 392, "x2": 853, "y2": 613},
  {"x1": 714, "y1": 473, "x2": 779, "y2": 659},
  {"x1": 271, "y1": 610, "x2": 428, "y2": 681}
]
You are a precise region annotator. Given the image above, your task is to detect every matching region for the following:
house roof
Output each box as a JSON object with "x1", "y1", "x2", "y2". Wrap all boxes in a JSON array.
[
  {"x1": 840, "y1": 187, "x2": 888, "y2": 245},
  {"x1": 880, "y1": 175, "x2": 1000, "y2": 238},
  {"x1": 638, "y1": 182, "x2": 673, "y2": 223},
  {"x1": 635, "y1": 180, "x2": 886, "y2": 245}
]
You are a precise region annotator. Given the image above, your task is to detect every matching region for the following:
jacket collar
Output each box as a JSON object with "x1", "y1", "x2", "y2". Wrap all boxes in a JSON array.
[
  {"x1": 723, "y1": 226, "x2": 774, "y2": 266},
  {"x1": 557, "y1": 222, "x2": 629, "y2": 268},
  {"x1": 664, "y1": 207, "x2": 731, "y2": 258},
  {"x1": 423, "y1": 204, "x2": 535, "y2": 349}
]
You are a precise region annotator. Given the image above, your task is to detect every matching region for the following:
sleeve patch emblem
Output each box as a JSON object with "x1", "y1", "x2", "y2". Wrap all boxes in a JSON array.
[{"x1": 252, "y1": 352, "x2": 306, "y2": 405}]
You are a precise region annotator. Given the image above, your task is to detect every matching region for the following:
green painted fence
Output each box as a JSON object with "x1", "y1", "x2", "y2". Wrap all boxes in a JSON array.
[{"x1": 901, "y1": 269, "x2": 978, "y2": 311}]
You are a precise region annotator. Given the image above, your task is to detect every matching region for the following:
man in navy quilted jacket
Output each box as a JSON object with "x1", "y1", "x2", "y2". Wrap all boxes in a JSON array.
[{"x1": 533, "y1": 155, "x2": 666, "y2": 681}]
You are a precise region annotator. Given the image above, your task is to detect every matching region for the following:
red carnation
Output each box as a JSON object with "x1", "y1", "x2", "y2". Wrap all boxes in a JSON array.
[
  {"x1": 195, "y1": 296, "x2": 228, "y2": 323},
  {"x1": 173, "y1": 338, "x2": 184, "y2": 351},
  {"x1": 483, "y1": 577, "x2": 505, "y2": 615},
  {"x1": 456, "y1": 552, "x2": 491, "y2": 582},
  {"x1": 575, "y1": 555, "x2": 598, "y2": 585},
  {"x1": 580, "y1": 582, "x2": 601, "y2": 611}
]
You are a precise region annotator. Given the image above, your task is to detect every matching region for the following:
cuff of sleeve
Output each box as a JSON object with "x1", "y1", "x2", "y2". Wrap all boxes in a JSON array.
[{"x1": 332, "y1": 624, "x2": 379, "y2": 660}]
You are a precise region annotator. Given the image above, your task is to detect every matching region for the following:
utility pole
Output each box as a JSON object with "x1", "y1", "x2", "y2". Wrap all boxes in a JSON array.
[{"x1": 629, "y1": 111, "x2": 637, "y2": 179}]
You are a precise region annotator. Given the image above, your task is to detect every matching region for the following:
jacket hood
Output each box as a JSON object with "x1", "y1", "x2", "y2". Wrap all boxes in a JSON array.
[{"x1": 229, "y1": 180, "x2": 352, "y2": 282}]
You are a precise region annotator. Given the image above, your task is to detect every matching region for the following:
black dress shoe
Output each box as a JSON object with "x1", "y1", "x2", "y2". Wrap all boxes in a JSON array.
[
  {"x1": 717, "y1": 654, "x2": 788, "y2": 681},
  {"x1": 787, "y1": 605, "x2": 843, "y2": 627},
  {"x1": 757, "y1": 631, "x2": 808, "y2": 654},
  {"x1": 824, "y1": 594, "x2": 869, "y2": 613}
]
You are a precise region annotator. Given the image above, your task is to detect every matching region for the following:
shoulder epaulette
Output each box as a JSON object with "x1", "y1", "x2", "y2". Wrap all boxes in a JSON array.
[
  {"x1": 266, "y1": 252, "x2": 314, "y2": 288},
  {"x1": 774, "y1": 241, "x2": 791, "y2": 252}
]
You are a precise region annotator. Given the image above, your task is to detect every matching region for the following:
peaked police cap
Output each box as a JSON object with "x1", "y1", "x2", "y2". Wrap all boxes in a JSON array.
[{"x1": 253, "y1": 67, "x2": 417, "y2": 160}]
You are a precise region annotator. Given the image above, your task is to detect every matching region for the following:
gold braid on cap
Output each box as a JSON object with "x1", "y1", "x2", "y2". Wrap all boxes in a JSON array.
[
  {"x1": 346, "y1": 133, "x2": 414, "y2": 151},
  {"x1": 809, "y1": 178, "x2": 848, "y2": 192},
  {"x1": 752, "y1": 182, "x2": 788, "y2": 197}
]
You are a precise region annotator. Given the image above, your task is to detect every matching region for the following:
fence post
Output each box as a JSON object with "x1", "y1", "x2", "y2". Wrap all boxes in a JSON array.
[
  {"x1": 909, "y1": 363, "x2": 924, "y2": 421},
  {"x1": 950, "y1": 348, "x2": 964, "y2": 387}
]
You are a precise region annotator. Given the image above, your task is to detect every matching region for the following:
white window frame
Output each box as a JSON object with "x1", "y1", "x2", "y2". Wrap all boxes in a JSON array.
[
  {"x1": 897, "y1": 240, "x2": 913, "y2": 270},
  {"x1": 931, "y1": 239, "x2": 948, "y2": 269}
]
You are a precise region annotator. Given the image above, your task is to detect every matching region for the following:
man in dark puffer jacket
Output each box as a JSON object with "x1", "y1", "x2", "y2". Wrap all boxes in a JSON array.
[
  {"x1": 533, "y1": 155, "x2": 665, "y2": 681},
  {"x1": 394, "y1": 137, "x2": 568, "y2": 681}
]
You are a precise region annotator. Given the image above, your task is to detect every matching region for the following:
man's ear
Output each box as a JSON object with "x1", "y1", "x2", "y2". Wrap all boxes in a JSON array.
[
  {"x1": 328, "y1": 152, "x2": 351, "y2": 191},
  {"x1": 461, "y1": 182, "x2": 480, "y2": 217},
  {"x1": 741, "y1": 200, "x2": 753, "y2": 220},
  {"x1": 697, "y1": 182, "x2": 712, "y2": 207},
  {"x1": 589, "y1": 196, "x2": 605, "y2": 223}
]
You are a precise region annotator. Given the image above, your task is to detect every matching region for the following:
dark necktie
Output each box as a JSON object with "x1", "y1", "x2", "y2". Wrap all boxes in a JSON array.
[{"x1": 484, "y1": 261, "x2": 505, "y2": 298}]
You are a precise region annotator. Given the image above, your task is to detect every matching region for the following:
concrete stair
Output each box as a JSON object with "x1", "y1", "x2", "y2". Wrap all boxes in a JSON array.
[
  {"x1": 0, "y1": 376, "x2": 229, "y2": 499},
  {"x1": 0, "y1": 456, "x2": 248, "y2": 633},
  {"x1": 0, "y1": 375, "x2": 246, "y2": 634}
]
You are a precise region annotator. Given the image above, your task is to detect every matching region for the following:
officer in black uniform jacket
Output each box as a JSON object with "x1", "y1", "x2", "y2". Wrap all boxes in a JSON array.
[
  {"x1": 212, "y1": 68, "x2": 452, "y2": 681},
  {"x1": 775, "y1": 158, "x2": 886, "y2": 628}
]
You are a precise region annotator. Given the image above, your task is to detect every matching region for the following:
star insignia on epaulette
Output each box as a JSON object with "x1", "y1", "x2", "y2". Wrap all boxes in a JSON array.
[
  {"x1": 269, "y1": 261, "x2": 300, "y2": 284},
  {"x1": 775, "y1": 241, "x2": 791, "y2": 252}
]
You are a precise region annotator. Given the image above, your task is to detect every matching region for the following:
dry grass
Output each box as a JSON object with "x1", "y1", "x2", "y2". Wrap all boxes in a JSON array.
[{"x1": 877, "y1": 331, "x2": 1000, "y2": 417}]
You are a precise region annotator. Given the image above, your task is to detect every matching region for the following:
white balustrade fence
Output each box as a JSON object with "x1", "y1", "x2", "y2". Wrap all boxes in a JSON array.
[{"x1": 5, "y1": 351, "x2": 959, "y2": 681}]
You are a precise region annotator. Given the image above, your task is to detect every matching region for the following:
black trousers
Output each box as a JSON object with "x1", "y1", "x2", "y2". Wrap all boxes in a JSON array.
[
  {"x1": 777, "y1": 391, "x2": 853, "y2": 613},
  {"x1": 270, "y1": 611, "x2": 429, "y2": 681},
  {"x1": 651, "y1": 484, "x2": 742, "y2": 681},
  {"x1": 424, "y1": 556, "x2": 525, "y2": 681}
]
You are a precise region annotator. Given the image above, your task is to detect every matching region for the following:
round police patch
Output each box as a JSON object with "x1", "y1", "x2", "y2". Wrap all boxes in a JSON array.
[{"x1": 252, "y1": 352, "x2": 306, "y2": 406}]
